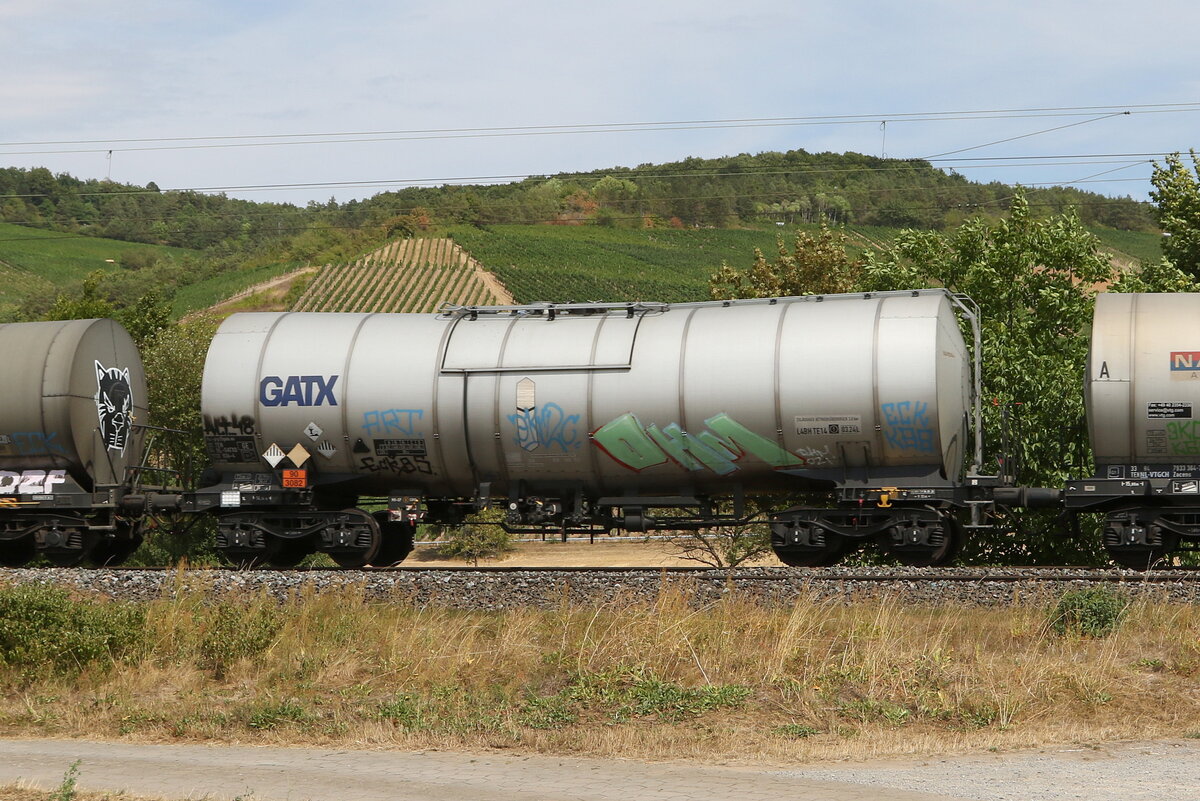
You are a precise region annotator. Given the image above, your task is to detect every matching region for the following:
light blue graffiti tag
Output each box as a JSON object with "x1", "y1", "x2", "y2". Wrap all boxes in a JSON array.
[
  {"x1": 508, "y1": 403, "x2": 582, "y2": 453},
  {"x1": 363, "y1": 409, "x2": 424, "y2": 437},
  {"x1": 11, "y1": 432, "x2": 66, "y2": 457},
  {"x1": 880, "y1": 401, "x2": 935, "y2": 453}
]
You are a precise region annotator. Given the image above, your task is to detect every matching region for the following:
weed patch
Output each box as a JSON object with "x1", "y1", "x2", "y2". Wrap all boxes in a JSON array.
[
  {"x1": 1049, "y1": 587, "x2": 1130, "y2": 637},
  {"x1": 0, "y1": 585, "x2": 144, "y2": 680}
]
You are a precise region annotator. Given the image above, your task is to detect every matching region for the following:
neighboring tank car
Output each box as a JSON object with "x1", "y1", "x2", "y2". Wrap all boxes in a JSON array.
[
  {"x1": 0, "y1": 318, "x2": 150, "y2": 567},
  {"x1": 1067, "y1": 292, "x2": 1200, "y2": 567},
  {"x1": 190, "y1": 289, "x2": 995, "y2": 568}
]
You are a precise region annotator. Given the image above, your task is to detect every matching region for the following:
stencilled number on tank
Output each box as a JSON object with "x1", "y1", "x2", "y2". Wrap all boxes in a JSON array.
[
  {"x1": 0, "y1": 469, "x2": 68, "y2": 495},
  {"x1": 359, "y1": 455, "x2": 434, "y2": 475}
]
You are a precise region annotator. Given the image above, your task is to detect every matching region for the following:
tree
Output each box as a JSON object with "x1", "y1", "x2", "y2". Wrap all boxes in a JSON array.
[
  {"x1": 1150, "y1": 150, "x2": 1200, "y2": 278},
  {"x1": 667, "y1": 523, "x2": 771, "y2": 568},
  {"x1": 709, "y1": 224, "x2": 862, "y2": 299},
  {"x1": 116, "y1": 289, "x2": 172, "y2": 347},
  {"x1": 41, "y1": 271, "x2": 114, "y2": 321},
  {"x1": 710, "y1": 189, "x2": 1185, "y2": 563},
  {"x1": 141, "y1": 315, "x2": 220, "y2": 489}
]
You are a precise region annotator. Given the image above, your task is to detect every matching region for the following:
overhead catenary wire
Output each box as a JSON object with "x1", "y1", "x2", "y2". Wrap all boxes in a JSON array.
[{"x1": 2, "y1": 104, "x2": 1198, "y2": 157}]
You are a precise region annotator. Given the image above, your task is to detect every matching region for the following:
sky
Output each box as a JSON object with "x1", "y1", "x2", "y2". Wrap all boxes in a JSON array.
[{"x1": 4, "y1": 0, "x2": 1199, "y2": 207}]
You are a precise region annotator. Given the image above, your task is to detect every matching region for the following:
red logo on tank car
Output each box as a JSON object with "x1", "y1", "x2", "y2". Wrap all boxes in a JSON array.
[{"x1": 1170, "y1": 352, "x2": 1200, "y2": 371}]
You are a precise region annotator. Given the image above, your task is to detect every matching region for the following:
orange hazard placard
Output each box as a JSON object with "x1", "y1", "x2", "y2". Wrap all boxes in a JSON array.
[{"x1": 282, "y1": 469, "x2": 307, "y2": 488}]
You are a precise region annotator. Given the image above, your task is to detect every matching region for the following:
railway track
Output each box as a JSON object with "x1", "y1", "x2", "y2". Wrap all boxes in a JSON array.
[{"x1": 6, "y1": 565, "x2": 1200, "y2": 608}]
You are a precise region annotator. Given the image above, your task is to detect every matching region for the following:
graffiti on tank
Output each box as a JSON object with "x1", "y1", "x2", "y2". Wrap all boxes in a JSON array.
[
  {"x1": 358, "y1": 454, "x2": 434, "y2": 475},
  {"x1": 95, "y1": 361, "x2": 133, "y2": 454},
  {"x1": 203, "y1": 413, "x2": 257, "y2": 436},
  {"x1": 1167, "y1": 420, "x2": 1200, "y2": 456},
  {"x1": 0, "y1": 469, "x2": 68, "y2": 495},
  {"x1": 0, "y1": 432, "x2": 67, "y2": 457},
  {"x1": 593, "y1": 412, "x2": 809, "y2": 474},
  {"x1": 259, "y1": 375, "x2": 338, "y2": 407},
  {"x1": 363, "y1": 408, "x2": 424, "y2": 437},
  {"x1": 508, "y1": 403, "x2": 582, "y2": 453},
  {"x1": 794, "y1": 445, "x2": 833, "y2": 466},
  {"x1": 880, "y1": 401, "x2": 936, "y2": 454}
]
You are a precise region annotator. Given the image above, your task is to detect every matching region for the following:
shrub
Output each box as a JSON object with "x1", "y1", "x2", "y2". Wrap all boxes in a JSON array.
[
  {"x1": 0, "y1": 584, "x2": 144, "y2": 678},
  {"x1": 1049, "y1": 587, "x2": 1130, "y2": 637},
  {"x1": 436, "y1": 509, "x2": 513, "y2": 565},
  {"x1": 199, "y1": 602, "x2": 282, "y2": 678}
]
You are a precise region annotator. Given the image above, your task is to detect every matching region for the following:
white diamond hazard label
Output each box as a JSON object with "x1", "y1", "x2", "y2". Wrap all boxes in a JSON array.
[
  {"x1": 304, "y1": 422, "x2": 323, "y2": 441},
  {"x1": 262, "y1": 443, "x2": 285, "y2": 468}
]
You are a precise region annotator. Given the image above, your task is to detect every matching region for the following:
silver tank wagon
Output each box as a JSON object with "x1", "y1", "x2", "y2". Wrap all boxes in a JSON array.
[
  {"x1": 195, "y1": 290, "x2": 986, "y2": 568},
  {"x1": 1069, "y1": 292, "x2": 1200, "y2": 567},
  {"x1": 0, "y1": 318, "x2": 149, "y2": 567}
]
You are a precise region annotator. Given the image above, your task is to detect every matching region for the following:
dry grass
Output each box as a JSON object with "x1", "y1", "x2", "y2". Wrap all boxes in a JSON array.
[
  {"x1": 0, "y1": 785, "x2": 163, "y2": 801},
  {"x1": 3, "y1": 577, "x2": 1200, "y2": 765}
]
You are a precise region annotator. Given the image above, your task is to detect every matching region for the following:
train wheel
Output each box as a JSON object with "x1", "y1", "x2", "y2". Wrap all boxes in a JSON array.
[
  {"x1": 883, "y1": 516, "x2": 963, "y2": 568},
  {"x1": 90, "y1": 520, "x2": 144, "y2": 567},
  {"x1": 771, "y1": 534, "x2": 848, "y2": 567},
  {"x1": 328, "y1": 510, "x2": 381, "y2": 568},
  {"x1": 0, "y1": 537, "x2": 35, "y2": 567},
  {"x1": 1106, "y1": 541, "x2": 1177, "y2": 570},
  {"x1": 369, "y1": 512, "x2": 415, "y2": 567}
]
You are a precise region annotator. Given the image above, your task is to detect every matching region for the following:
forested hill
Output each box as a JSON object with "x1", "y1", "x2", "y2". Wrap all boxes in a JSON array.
[
  {"x1": 372, "y1": 150, "x2": 1155, "y2": 232},
  {"x1": 1, "y1": 149, "x2": 1155, "y2": 258}
]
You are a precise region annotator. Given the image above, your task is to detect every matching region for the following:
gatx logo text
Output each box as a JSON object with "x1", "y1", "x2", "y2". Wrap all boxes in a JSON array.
[{"x1": 259, "y1": 375, "x2": 339, "y2": 407}]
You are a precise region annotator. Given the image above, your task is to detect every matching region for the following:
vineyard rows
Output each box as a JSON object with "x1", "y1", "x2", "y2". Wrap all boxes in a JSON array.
[
  {"x1": 291, "y1": 238, "x2": 512, "y2": 313},
  {"x1": 446, "y1": 225, "x2": 787, "y2": 304}
]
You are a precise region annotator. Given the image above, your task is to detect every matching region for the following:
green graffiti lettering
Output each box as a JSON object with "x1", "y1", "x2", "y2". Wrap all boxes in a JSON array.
[
  {"x1": 593, "y1": 413, "x2": 668, "y2": 471},
  {"x1": 1168, "y1": 420, "x2": 1200, "y2": 457},
  {"x1": 646, "y1": 423, "x2": 705, "y2": 471},
  {"x1": 702, "y1": 413, "x2": 805, "y2": 468}
]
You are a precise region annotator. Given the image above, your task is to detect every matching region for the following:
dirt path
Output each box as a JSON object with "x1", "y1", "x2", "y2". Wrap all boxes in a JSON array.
[
  {"x1": 403, "y1": 537, "x2": 779, "y2": 568},
  {"x1": 466, "y1": 251, "x2": 515, "y2": 304},
  {"x1": 0, "y1": 739, "x2": 947, "y2": 801}
]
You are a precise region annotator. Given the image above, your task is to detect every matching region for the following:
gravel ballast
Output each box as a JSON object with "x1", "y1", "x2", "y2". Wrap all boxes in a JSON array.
[{"x1": 4, "y1": 566, "x2": 1200, "y2": 607}]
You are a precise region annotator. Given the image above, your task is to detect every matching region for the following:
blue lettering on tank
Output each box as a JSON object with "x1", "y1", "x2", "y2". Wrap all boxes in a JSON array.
[{"x1": 259, "y1": 375, "x2": 339, "y2": 407}]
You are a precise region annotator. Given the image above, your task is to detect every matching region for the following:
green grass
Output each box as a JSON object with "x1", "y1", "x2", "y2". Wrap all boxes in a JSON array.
[
  {"x1": 0, "y1": 222, "x2": 199, "y2": 317},
  {"x1": 0, "y1": 221, "x2": 193, "y2": 284},
  {"x1": 448, "y1": 224, "x2": 800, "y2": 303},
  {"x1": 448, "y1": 223, "x2": 1164, "y2": 306},
  {"x1": 1086, "y1": 226, "x2": 1163, "y2": 265},
  {"x1": 170, "y1": 261, "x2": 298, "y2": 317}
]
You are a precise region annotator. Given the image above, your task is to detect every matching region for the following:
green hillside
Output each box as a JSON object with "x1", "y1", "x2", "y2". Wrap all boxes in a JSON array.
[
  {"x1": 0, "y1": 221, "x2": 308, "y2": 321},
  {"x1": 448, "y1": 225, "x2": 794, "y2": 303},
  {"x1": 0, "y1": 222, "x2": 201, "y2": 319},
  {"x1": 449, "y1": 223, "x2": 1164, "y2": 305}
]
